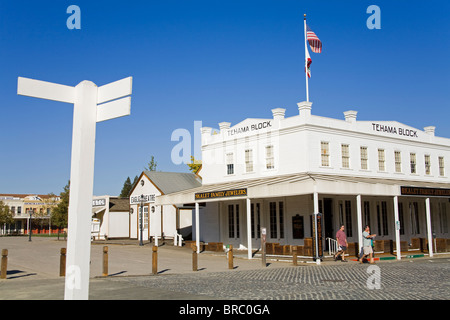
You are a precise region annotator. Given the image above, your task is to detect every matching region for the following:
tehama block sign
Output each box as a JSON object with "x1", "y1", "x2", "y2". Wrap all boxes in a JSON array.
[{"x1": 18, "y1": 76, "x2": 132, "y2": 300}]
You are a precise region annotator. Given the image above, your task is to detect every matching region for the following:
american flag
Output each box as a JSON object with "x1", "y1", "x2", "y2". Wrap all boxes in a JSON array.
[
  {"x1": 306, "y1": 25, "x2": 322, "y2": 53},
  {"x1": 305, "y1": 49, "x2": 312, "y2": 78}
]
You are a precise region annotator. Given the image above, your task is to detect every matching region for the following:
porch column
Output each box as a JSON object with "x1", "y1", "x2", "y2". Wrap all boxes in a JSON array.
[
  {"x1": 195, "y1": 202, "x2": 200, "y2": 254},
  {"x1": 425, "y1": 198, "x2": 433, "y2": 258},
  {"x1": 246, "y1": 198, "x2": 252, "y2": 259},
  {"x1": 393, "y1": 196, "x2": 401, "y2": 260},
  {"x1": 313, "y1": 191, "x2": 320, "y2": 265},
  {"x1": 356, "y1": 195, "x2": 363, "y2": 255}
]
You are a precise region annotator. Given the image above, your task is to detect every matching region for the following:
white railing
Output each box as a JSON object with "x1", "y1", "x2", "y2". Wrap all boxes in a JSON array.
[{"x1": 326, "y1": 237, "x2": 339, "y2": 256}]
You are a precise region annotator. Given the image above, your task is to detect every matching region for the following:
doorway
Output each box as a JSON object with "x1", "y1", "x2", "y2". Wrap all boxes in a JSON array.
[{"x1": 323, "y1": 198, "x2": 334, "y2": 249}]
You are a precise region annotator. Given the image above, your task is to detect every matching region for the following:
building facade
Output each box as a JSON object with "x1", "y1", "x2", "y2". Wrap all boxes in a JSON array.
[
  {"x1": 0, "y1": 194, "x2": 61, "y2": 235},
  {"x1": 157, "y1": 101, "x2": 450, "y2": 259},
  {"x1": 129, "y1": 171, "x2": 201, "y2": 242}
]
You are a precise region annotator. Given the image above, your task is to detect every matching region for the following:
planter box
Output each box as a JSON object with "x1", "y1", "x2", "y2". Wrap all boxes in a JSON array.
[
  {"x1": 205, "y1": 242, "x2": 224, "y2": 252},
  {"x1": 303, "y1": 238, "x2": 313, "y2": 256}
]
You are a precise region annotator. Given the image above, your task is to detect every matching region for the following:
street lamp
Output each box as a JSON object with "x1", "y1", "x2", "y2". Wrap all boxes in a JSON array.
[
  {"x1": 28, "y1": 209, "x2": 33, "y2": 242},
  {"x1": 139, "y1": 194, "x2": 144, "y2": 246}
]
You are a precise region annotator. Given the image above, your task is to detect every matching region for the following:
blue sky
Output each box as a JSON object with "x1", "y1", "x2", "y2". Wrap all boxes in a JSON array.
[{"x1": 0, "y1": 0, "x2": 449, "y2": 196}]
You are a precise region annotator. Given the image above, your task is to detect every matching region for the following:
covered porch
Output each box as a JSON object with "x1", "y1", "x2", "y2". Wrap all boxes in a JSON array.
[{"x1": 157, "y1": 173, "x2": 449, "y2": 260}]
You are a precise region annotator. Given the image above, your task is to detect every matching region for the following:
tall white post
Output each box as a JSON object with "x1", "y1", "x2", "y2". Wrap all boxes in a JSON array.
[
  {"x1": 393, "y1": 196, "x2": 401, "y2": 260},
  {"x1": 356, "y1": 195, "x2": 363, "y2": 256},
  {"x1": 65, "y1": 81, "x2": 98, "y2": 300},
  {"x1": 18, "y1": 76, "x2": 132, "y2": 300},
  {"x1": 195, "y1": 202, "x2": 200, "y2": 254},
  {"x1": 246, "y1": 198, "x2": 252, "y2": 260},
  {"x1": 425, "y1": 198, "x2": 433, "y2": 258}
]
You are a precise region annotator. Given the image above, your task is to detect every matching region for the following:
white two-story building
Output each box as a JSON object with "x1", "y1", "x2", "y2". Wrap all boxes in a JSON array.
[{"x1": 157, "y1": 101, "x2": 450, "y2": 259}]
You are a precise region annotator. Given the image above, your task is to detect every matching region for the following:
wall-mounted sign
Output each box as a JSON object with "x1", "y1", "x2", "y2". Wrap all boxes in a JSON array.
[
  {"x1": 400, "y1": 186, "x2": 450, "y2": 197},
  {"x1": 130, "y1": 194, "x2": 156, "y2": 205},
  {"x1": 195, "y1": 188, "x2": 247, "y2": 200},
  {"x1": 372, "y1": 123, "x2": 418, "y2": 138},
  {"x1": 92, "y1": 199, "x2": 106, "y2": 207},
  {"x1": 227, "y1": 121, "x2": 272, "y2": 137}
]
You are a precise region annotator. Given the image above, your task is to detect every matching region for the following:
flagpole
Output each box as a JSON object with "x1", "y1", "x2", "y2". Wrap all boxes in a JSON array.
[{"x1": 304, "y1": 14, "x2": 309, "y2": 102}]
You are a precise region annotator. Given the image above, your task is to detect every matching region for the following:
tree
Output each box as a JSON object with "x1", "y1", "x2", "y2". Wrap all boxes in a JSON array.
[
  {"x1": 51, "y1": 181, "x2": 70, "y2": 229},
  {"x1": 187, "y1": 156, "x2": 202, "y2": 174},
  {"x1": 0, "y1": 201, "x2": 13, "y2": 232},
  {"x1": 119, "y1": 177, "x2": 133, "y2": 198},
  {"x1": 145, "y1": 155, "x2": 157, "y2": 171}
]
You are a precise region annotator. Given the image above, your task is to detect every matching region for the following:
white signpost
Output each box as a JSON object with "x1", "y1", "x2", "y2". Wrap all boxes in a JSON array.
[{"x1": 17, "y1": 76, "x2": 132, "y2": 300}]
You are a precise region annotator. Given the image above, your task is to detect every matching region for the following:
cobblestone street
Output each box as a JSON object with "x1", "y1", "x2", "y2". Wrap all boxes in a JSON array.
[{"x1": 105, "y1": 257, "x2": 450, "y2": 300}]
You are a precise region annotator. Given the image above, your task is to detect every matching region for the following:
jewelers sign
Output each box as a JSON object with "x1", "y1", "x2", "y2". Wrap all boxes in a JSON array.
[
  {"x1": 130, "y1": 194, "x2": 156, "y2": 204},
  {"x1": 195, "y1": 188, "x2": 247, "y2": 200},
  {"x1": 400, "y1": 186, "x2": 450, "y2": 197}
]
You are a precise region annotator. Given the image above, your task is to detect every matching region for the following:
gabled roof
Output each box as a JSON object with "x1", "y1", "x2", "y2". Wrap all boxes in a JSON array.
[
  {"x1": 109, "y1": 197, "x2": 130, "y2": 212},
  {"x1": 143, "y1": 171, "x2": 202, "y2": 195}
]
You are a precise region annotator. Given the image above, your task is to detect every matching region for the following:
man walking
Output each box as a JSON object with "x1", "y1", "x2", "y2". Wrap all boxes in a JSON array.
[
  {"x1": 334, "y1": 225, "x2": 348, "y2": 262},
  {"x1": 360, "y1": 225, "x2": 376, "y2": 264}
]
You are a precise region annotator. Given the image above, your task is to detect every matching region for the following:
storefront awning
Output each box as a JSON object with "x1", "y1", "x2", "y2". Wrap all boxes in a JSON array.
[{"x1": 156, "y1": 172, "x2": 450, "y2": 206}]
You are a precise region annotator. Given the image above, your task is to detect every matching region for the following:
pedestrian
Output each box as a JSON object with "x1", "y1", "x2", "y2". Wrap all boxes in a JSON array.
[
  {"x1": 334, "y1": 225, "x2": 348, "y2": 262},
  {"x1": 360, "y1": 225, "x2": 376, "y2": 264}
]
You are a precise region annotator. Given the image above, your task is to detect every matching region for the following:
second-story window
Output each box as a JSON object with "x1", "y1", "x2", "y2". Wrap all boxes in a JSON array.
[
  {"x1": 341, "y1": 144, "x2": 350, "y2": 168},
  {"x1": 439, "y1": 156, "x2": 445, "y2": 177},
  {"x1": 321, "y1": 142, "x2": 329, "y2": 167},
  {"x1": 245, "y1": 149, "x2": 253, "y2": 173},
  {"x1": 360, "y1": 146, "x2": 368, "y2": 170},
  {"x1": 266, "y1": 145, "x2": 274, "y2": 170},
  {"x1": 425, "y1": 155, "x2": 431, "y2": 175},
  {"x1": 226, "y1": 153, "x2": 234, "y2": 175},
  {"x1": 410, "y1": 153, "x2": 417, "y2": 174},
  {"x1": 378, "y1": 149, "x2": 385, "y2": 171},
  {"x1": 394, "y1": 151, "x2": 402, "y2": 173}
]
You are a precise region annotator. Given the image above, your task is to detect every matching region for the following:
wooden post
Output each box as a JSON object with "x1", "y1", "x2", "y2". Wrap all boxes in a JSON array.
[
  {"x1": 152, "y1": 246, "x2": 158, "y2": 275},
  {"x1": 60, "y1": 248, "x2": 66, "y2": 277},
  {"x1": 102, "y1": 246, "x2": 108, "y2": 277},
  {"x1": 1, "y1": 249, "x2": 8, "y2": 280},
  {"x1": 292, "y1": 246, "x2": 298, "y2": 266},
  {"x1": 192, "y1": 245, "x2": 198, "y2": 271},
  {"x1": 228, "y1": 245, "x2": 233, "y2": 270}
]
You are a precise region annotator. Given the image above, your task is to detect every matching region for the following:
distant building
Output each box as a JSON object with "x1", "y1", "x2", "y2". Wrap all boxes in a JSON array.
[
  {"x1": 0, "y1": 194, "x2": 61, "y2": 235},
  {"x1": 128, "y1": 171, "x2": 202, "y2": 242}
]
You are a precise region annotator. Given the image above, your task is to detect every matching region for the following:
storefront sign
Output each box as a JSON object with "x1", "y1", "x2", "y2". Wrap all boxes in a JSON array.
[
  {"x1": 92, "y1": 199, "x2": 106, "y2": 207},
  {"x1": 195, "y1": 188, "x2": 247, "y2": 200},
  {"x1": 130, "y1": 194, "x2": 156, "y2": 205},
  {"x1": 400, "y1": 186, "x2": 450, "y2": 197},
  {"x1": 372, "y1": 123, "x2": 418, "y2": 138}
]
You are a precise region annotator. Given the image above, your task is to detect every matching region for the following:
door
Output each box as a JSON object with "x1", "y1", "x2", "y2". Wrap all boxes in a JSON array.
[
  {"x1": 251, "y1": 202, "x2": 261, "y2": 241},
  {"x1": 227, "y1": 203, "x2": 240, "y2": 242},
  {"x1": 323, "y1": 198, "x2": 334, "y2": 250}
]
